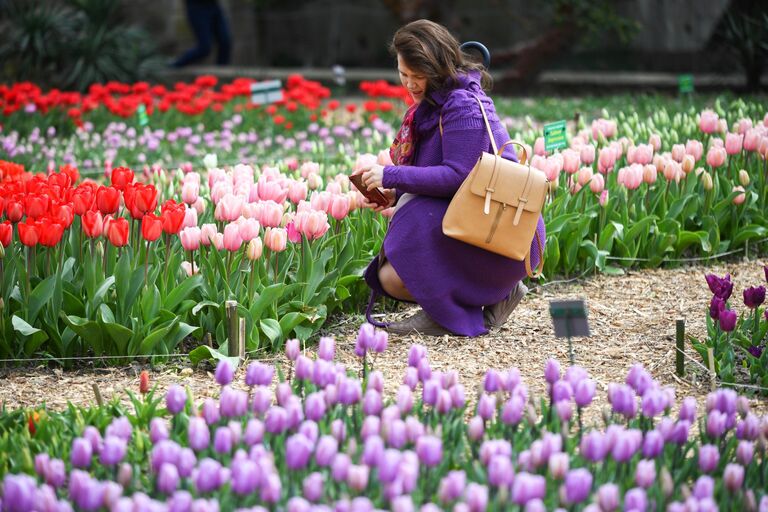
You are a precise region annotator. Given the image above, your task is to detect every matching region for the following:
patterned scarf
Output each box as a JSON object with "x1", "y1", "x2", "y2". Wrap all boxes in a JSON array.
[{"x1": 389, "y1": 103, "x2": 419, "y2": 166}]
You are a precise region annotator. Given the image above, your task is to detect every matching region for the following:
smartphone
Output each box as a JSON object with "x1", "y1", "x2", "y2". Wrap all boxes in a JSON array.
[{"x1": 349, "y1": 173, "x2": 390, "y2": 207}]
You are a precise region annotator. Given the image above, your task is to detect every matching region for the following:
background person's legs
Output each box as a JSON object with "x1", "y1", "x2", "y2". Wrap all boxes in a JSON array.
[
  {"x1": 171, "y1": 1, "x2": 214, "y2": 67},
  {"x1": 378, "y1": 261, "x2": 415, "y2": 302},
  {"x1": 211, "y1": 4, "x2": 232, "y2": 65}
]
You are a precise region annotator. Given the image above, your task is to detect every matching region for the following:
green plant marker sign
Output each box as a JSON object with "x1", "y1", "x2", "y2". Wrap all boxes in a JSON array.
[
  {"x1": 549, "y1": 299, "x2": 590, "y2": 364},
  {"x1": 137, "y1": 104, "x2": 149, "y2": 127},
  {"x1": 543, "y1": 120, "x2": 567, "y2": 152},
  {"x1": 678, "y1": 74, "x2": 694, "y2": 94}
]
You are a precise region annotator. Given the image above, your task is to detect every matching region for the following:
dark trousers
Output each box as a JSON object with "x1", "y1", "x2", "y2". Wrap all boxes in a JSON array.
[{"x1": 173, "y1": 0, "x2": 232, "y2": 67}]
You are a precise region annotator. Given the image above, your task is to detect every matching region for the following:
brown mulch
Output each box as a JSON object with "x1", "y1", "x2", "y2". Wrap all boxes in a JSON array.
[{"x1": 2, "y1": 258, "x2": 768, "y2": 422}]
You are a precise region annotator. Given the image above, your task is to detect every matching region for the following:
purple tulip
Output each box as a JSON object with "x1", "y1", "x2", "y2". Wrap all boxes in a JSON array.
[
  {"x1": 747, "y1": 345, "x2": 763, "y2": 358},
  {"x1": 396, "y1": 385, "x2": 413, "y2": 414},
  {"x1": 724, "y1": 463, "x2": 745, "y2": 492},
  {"x1": 188, "y1": 417, "x2": 210, "y2": 451},
  {"x1": 709, "y1": 296, "x2": 726, "y2": 320},
  {"x1": 551, "y1": 380, "x2": 573, "y2": 402},
  {"x1": 295, "y1": 355, "x2": 313, "y2": 380},
  {"x1": 449, "y1": 384, "x2": 466, "y2": 409},
  {"x1": 555, "y1": 400, "x2": 573, "y2": 422},
  {"x1": 641, "y1": 430, "x2": 664, "y2": 458},
  {"x1": 302, "y1": 392, "x2": 325, "y2": 422},
  {"x1": 698, "y1": 444, "x2": 719, "y2": 472},
  {"x1": 608, "y1": 383, "x2": 637, "y2": 418},
  {"x1": 331, "y1": 453, "x2": 351, "y2": 482},
  {"x1": 314, "y1": 435, "x2": 337, "y2": 467},
  {"x1": 487, "y1": 455, "x2": 514, "y2": 486},
  {"x1": 166, "y1": 385, "x2": 187, "y2": 415},
  {"x1": 286, "y1": 433, "x2": 314, "y2": 470},
  {"x1": 245, "y1": 362, "x2": 274, "y2": 387},
  {"x1": 347, "y1": 464, "x2": 370, "y2": 492},
  {"x1": 511, "y1": 472, "x2": 546, "y2": 505},
  {"x1": 285, "y1": 338, "x2": 300, "y2": 360},
  {"x1": 363, "y1": 390, "x2": 382, "y2": 416},
  {"x1": 317, "y1": 336, "x2": 335, "y2": 360},
  {"x1": 71, "y1": 437, "x2": 93, "y2": 468},
  {"x1": 100, "y1": 436, "x2": 127, "y2": 466},
  {"x1": 611, "y1": 430, "x2": 638, "y2": 463},
  {"x1": 194, "y1": 458, "x2": 223, "y2": 493},
  {"x1": 706, "y1": 410, "x2": 728, "y2": 438},
  {"x1": 597, "y1": 483, "x2": 619, "y2": 512},
  {"x1": 679, "y1": 396, "x2": 697, "y2": 422},
  {"x1": 3, "y1": 474, "x2": 36, "y2": 512},
  {"x1": 436, "y1": 389, "x2": 453, "y2": 414},
  {"x1": 249, "y1": 386, "x2": 271, "y2": 415},
  {"x1": 264, "y1": 406, "x2": 288, "y2": 434},
  {"x1": 466, "y1": 483, "x2": 489, "y2": 512},
  {"x1": 574, "y1": 378, "x2": 596, "y2": 407},
  {"x1": 338, "y1": 377, "x2": 362, "y2": 405},
  {"x1": 391, "y1": 496, "x2": 414, "y2": 512},
  {"x1": 214, "y1": 360, "x2": 234, "y2": 386},
  {"x1": 737, "y1": 413, "x2": 760, "y2": 440},
  {"x1": 417, "y1": 357, "x2": 432, "y2": 382},
  {"x1": 331, "y1": 419, "x2": 346, "y2": 442},
  {"x1": 355, "y1": 324, "x2": 375, "y2": 356},
  {"x1": 500, "y1": 395, "x2": 524, "y2": 426},
  {"x1": 260, "y1": 472, "x2": 282, "y2": 504},
  {"x1": 368, "y1": 370, "x2": 385, "y2": 393},
  {"x1": 168, "y1": 491, "x2": 193, "y2": 512},
  {"x1": 407, "y1": 344, "x2": 427, "y2": 367},
  {"x1": 562, "y1": 468, "x2": 592, "y2": 505},
  {"x1": 199, "y1": 398, "x2": 218, "y2": 425},
  {"x1": 484, "y1": 369, "x2": 502, "y2": 393},
  {"x1": 157, "y1": 463, "x2": 179, "y2": 494},
  {"x1": 416, "y1": 435, "x2": 442, "y2": 467},
  {"x1": 177, "y1": 448, "x2": 196, "y2": 478},
  {"x1": 623, "y1": 488, "x2": 647, "y2": 512},
  {"x1": 580, "y1": 431, "x2": 607, "y2": 462},
  {"x1": 403, "y1": 367, "x2": 419, "y2": 390},
  {"x1": 372, "y1": 329, "x2": 388, "y2": 353},
  {"x1": 44, "y1": 458, "x2": 66, "y2": 488},
  {"x1": 765, "y1": 265, "x2": 768, "y2": 284},
  {"x1": 106, "y1": 417, "x2": 133, "y2": 441},
  {"x1": 743, "y1": 285, "x2": 766, "y2": 308},
  {"x1": 736, "y1": 440, "x2": 754, "y2": 465},
  {"x1": 362, "y1": 436, "x2": 385, "y2": 467},
  {"x1": 438, "y1": 471, "x2": 466, "y2": 504},
  {"x1": 229, "y1": 456, "x2": 259, "y2": 496},
  {"x1": 693, "y1": 475, "x2": 714, "y2": 499},
  {"x1": 718, "y1": 308, "x2": 737, "y2": 331},
  {"x1": 149, "y1": 417, "x2": 169, "y2": 444},
  {"x1": 706, "y1": 273, "x2": 733, "y2": 300},
  {"x1": 213, "y1": 426, "x2": 233, "y2": 454},
  {"x1": 634, "y1": 459, "x2": 656, "y2": 488},
  {"x1": 477, "y1": 393, "x2": 496, "y2": 421},
  {"x1": 544, "y1": 358, "x2": 560, "y2": 384},
  {"x1": 151, "y1": 440, "x2": 181, "y2": 472},
  {"x1": 361, "y1": 416, "x2": 380, "y2": 440},
  {"x1": 548, "y1": 452, "x2": 569, "y2": 480}
]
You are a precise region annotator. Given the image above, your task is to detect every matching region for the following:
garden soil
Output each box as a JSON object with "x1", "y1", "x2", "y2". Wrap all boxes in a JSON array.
[{"x1": 2, "y1": 258, "x2": 767, "y2": 423}]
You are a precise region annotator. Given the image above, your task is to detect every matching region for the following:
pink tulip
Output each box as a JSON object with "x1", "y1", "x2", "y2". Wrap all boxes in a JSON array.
[
  {"x1": 377, "y1": 149, "x2": 394, "y2": 166},
  {"x1": 310, "y1": 191, "x2": 333, "y2": 213},
  {"x1": 632, "y1": 144, "x2": 654, "y2": 165},
  {"x1": 246, "y1": 238, "x2": 263, "y2": 260},
  {"x1": 211, "y1": 180, "x2": 233, "y2": 205},
  {"x1": 725, "y1": 133, "x2": 743, "y2": 155},
  {"x1": 732, "y1": 186, "x2": 746, "y2": 205},
  {"x1": 685, "y1": 140, "x2": 703, "y2": 161},
  {"x1": 286, "y1": 222, "x2": 302, "y2": 243},
  {"x1": 743, "y1": 129, "x2": 760, "y2": 152},
  {"x1": 200, "y1": 223, "x2": 218, "y2": 246},
  {"x1": 711, "y1": 137, "x2": 724, "y2": 148},
  {"x1": 737, "y1": 118, "x2": 752, "y2": 134},
  {"x1": 592, "y1": 118, "x2": 616, "y2": 140},
  {"x1": 534, "y1": 137, "x2": 546, "y2": 156},
  {"x1": 589, "y1": 173, "x2": 605, "y2": 194},
  {"x1": 642, "y1": 164, "x2": 657, "y2": 185},
  {"x1": 237, "y1": 217, "x2": 261, "y2": 242},
  {"x1": 580, "y1": 144, "x2": 595, "y2": 165},
  {"x1": 620, "y1": 164, "x2": 643, "y2": 190},
  {"x1": 264, "y1": 227, "x2": 287, "y2": 252},
  {"x1": 562, "y1": 149, "x2": 580, "y2": 174},
  {"x1": 671, "y1": 144, "x2": 686, "y2": 162},
  {"x1": 223, "y1": 223, "x2": 243, "y2": 251},
  {"x1": 215, "y1": 194, "x2": 243, "y2": 222},
  {"x1": 681, "y1": 155, "x2": 695, "y2": 174},
  {"x1": 541, "y1": 156, "x2": 561, "y2": 182},
  {"x1": 530, "y1": 155, "x2": 547, "y2": 174},
  {"x1": 577, "y1": 166, "x2": 593, "y2": 187},
  {"x1": 326, "y1": 182, "x2": 342, "y2": 195},
  {"x1": 233, "y1": 164, "x2": 254, "y2": 185},
  {"x1": 307, "y1": 173, "x2": 323, "y2": 191},
  {"x1": 184, "y1": 172, "x2": 201, "y2": 184},
  {"x1": 699, "y1": 110, "x2": 718, "y2": 134},
  {"x1": 648, "y1": 134, "x2": 661, "y2": 152},
  {"x1": 346, "y1": 191, "x2": 360, "y2": 211},
  {"x1": 181, "y1": 261, "x2": 199, "y2": 276},
  {"x1": 758, "y1": 137, "x2": 768, "y2": 158},
  {"x1": 183, "y1": 206, "x2": 198, "y2": 229},
  {"x1": 288, "y1": 181, "x2": 308, "y2": 204},
  {"x1": 568, "y1": 174, "x2": 582, "y2": 195},
  {"x1": 296, "y1": 201, "x2": 311, "y2": 214},
  {"x1": 179, "y1": 226, "x2": 202, "y2": 251},
  {"x1": 718, "y1": 119, "x2": 728, "y2": 134},
  {"x1": 706, "y1": 147, "x2": 727, "y2": 168},
  {"x1": 353, "y1": 153, "x2": 378, "y2": 174},
  {"x1": 302, "y1": 211, "x2": 331, "y2": 240},
  {"x1": 597, "y1": 147, "x2": 616, "y2": 174},
  {"x1": 193, "y1": 197, "x2": 206, "y2": 215},
  {"x1": 211, "y1": 232, "x2": 224, "y2": 251},
  {"x1": 330, "y1": 195, "x2": 351, "y2": 221},
  {"x1": 663, "y1": 160, "x2": 682, "y2": 183},
  {"x1": 257, "y1": 179, "x2": 288, "y2": 203},
  {"x1": 599, "y1": 190, "x2": 609, "y2": 207},
  {"x1": 300, "y1": 162, "x2": 320, "y2": 178},
  {"x1": 260, "y1": 201, "x2": 284, "y2": 228},
  {"x1": 182, "y1": 182, "x2": 199, "y2": 205}
]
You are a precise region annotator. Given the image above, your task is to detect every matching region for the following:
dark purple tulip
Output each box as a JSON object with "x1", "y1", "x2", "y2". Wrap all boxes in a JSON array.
[
  {"x1": 484, "y1": 369, "x2": 502, "y2": 393},
  {"x1": 562, "y1": 468, "x2": 592, "y2": 505},
  {"x1": 194, "y1": 458, "x2": 223, "y2": 493},
  {"x1": 230, "y1": 457, "x2": 260, "y2": 496},
  {"x1": 100, "y1": 436, "x2": 127, "y2": 466},
  {"x1": 574, "y1": 378, "x2": 596, "y2": 407},
  {"x1": 544, "y1": 358, "x2": 560, "y2": 384},
  {"x1": 245, "y1": 362, "x2": 274, "y2": 387},
  {"x1": 580, "y1": 431, "x2": 607, "y2": 462},
  {"x1": 698, "y1": 444, "x2": 719, "y2": 472},
  {"x1": 765, "y1": 265, "x2": 768, "y2": 284},
  {"x1": 719, "y1": 308, "x2": 737, "y2": 331},
  {"x1": 597, "y1": 483, "x2": 619, "y2": 512},
  {"x1": 407, "y1": 344, "x2": 427, "y2": 367},
  {"x1": 157, "y1": 463, "x2": 180, "y2": 494},
  {"x1": 679, "y1": 396, "x2": 697, "y2": 422},
  {"x1": 466, "y1": 483, "x2": 489, "y2": 512},
  {"x1": 743, "y1": 285, "x2": 766, "y2": 309},
  {"x1": 188, "y1": 417, "x2": 210, "y2": 451},
  {"x1": 706, "y1": 273, "x2": 733, "y2": 300},
  {"x1": 215, "y1": 360, "x2": 234, "y2": 386},
  {"x1": 166, "y1": 385, "x2": 187, "y2": 415},
  {"x1": 724, "y1": 463, "x2": 745, "y2": 492},
  {"x1": 635, "y1": 459, "x2": 656, "y2": 488},
  {"x1": 286, "y1": 433, "x2": 314, "y2": 470},
  {"x1": 3, "y1": 474, "x2": 36, "y2": 512},
  {"x1": 213, "y1": 426, "x2": 233, "y2": 454},
  {"x1": 623, "y1": 488, "x2": 647, "y2": 512},
  {"x1": 477, "y1": 393, "x2": 496, "y2": 421},
  {"x1": 318, "y1": 336, "x2": 335, "y2": 361},
  {"x1": 416, "y1": 435, "x2": 442, "y2": 467},
  {"x1": 709, "y1": 296, "x2": 726, "y2": 320},
  {"x1": 747, "y1": 345, "x2": 763, "y2": 358},
  {"x1": 71, "y1": 437, "x2": 93, "y2": 468},
  {"x1": 511, "y1": 472, "x2": 546, "y2": 505},
  {"x1": 641, "y1": 430, "x2": 664, "y2": 458}
]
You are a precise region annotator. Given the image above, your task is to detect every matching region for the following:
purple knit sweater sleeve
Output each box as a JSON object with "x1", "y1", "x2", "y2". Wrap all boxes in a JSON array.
[{"x1": 382, "y1": 91, "x2": 488, "y2": 197}]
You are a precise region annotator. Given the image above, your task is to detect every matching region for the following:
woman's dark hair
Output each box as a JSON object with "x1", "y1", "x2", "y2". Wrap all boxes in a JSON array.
[{"x1": 390, "y1": 19, "x2": 492, "y2": 95}]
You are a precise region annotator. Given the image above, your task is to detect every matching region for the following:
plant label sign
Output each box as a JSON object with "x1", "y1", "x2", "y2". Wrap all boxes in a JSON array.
[
  {"x1": 549, "y1": 299, "x2": 590, "y2": 338},
  {"x1": 136, "y1": 104, "x2": 149, "y2": 127},
  {"x1": 251, "y1": 80, "x2": 283, "y2": 105},
  {"x1": 543, "y1": 120, "x2": 567, "y2": 152},
  {"x1": 678, "y1": 74, "x2": 694, "y2": 94}
]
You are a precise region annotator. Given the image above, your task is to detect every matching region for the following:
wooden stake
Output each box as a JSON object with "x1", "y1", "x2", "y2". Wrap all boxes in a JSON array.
[
  {"x1": 92, "y1": 383, "x2": 103, "y2": 407},
  {"x1": 226, "y1": 300, "x2": 239, "y2": 358},
  {"x1": 706, "y1": 347, "x2": 717, "y2": 392},
  {"x1": 238, "y1": 318, "x2": 246, "y2": 359},
  {"x1": 675, "y1": 319, "x2": 685, "y2": 377}
]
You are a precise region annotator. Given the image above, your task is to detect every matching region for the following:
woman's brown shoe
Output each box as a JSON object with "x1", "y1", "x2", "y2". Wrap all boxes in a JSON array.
[
  {"x1": 483, "y1": 282, "x2": 528, "y2": 329},
  {"x1": 386, "y1": 309, "x2": 453, "y2": 336}
]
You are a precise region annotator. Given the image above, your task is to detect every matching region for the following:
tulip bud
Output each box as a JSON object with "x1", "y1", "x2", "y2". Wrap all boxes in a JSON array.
[
  {"x1": 738, "y1": 169, "x2": 750, "y2": 187},
  {"x1": 701, "y1": 172, "x2": 713, "y2": 191},
  {"x1": 247, "y1": 238, "x2": 263, "y2": 261},
  {"x1": 681, "y1": 154, "x2": 695, "y2": 174},
  {"x1": 526, "y1": 404, "x2": 538, "y2": 426},
  {"x1": 660, "y1": 467, "x2": 674, "y2": 498},
  {"x1": 694, "y1": 166, "x2": 705, "y2": 177},
  {"x1": 745, "y1": 490, "x2": 757, "y2": 512}
]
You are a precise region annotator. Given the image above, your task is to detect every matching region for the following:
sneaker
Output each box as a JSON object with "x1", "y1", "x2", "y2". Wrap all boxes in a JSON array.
[
  {"x1": 483, "y1": 282, "x2": 528, "y2": 329},
  {"x1": 386, "y1": 309, "x2": 453, "y2": 336}
]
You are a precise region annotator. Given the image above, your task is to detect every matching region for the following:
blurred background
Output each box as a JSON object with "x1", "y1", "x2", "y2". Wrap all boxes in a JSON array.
[{"x1": 1, "y1": 0, "x2": 766, "y2": 94}]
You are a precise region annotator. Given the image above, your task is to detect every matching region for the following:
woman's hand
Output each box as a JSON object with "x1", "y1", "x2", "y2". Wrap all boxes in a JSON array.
[
  {"x1": 360, "y1": 163, "x2": 385, "y2": 190},
  {"x1": 360, "y1": 188, "x2": 396, "y2": 213}
]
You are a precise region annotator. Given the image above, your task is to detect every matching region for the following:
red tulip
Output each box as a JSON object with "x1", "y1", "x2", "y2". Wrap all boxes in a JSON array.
[
  {"x1": 39, "y1": 220, "x2": 64, "y2": 247},
  {"x1": 51, "y1": 204, "x2": 75, "y2": 229},
  {"x1": 96, "y1": 186, "x2": 120, "y2": 215},
  {"x1": 82, "y1": 211, "x2": 103, "y2": 239},
  {"x1": 134, "y1": 183, "x2": 158, "y2": 217},
  {"x1": 139, "y1": 370, "x2": 150, "y2": 394},
  {"x1": 111, "y1": 166, "x2": 135, "y2": 191},
  {"x1": 72, "y1": 187, "x2": 95, "y2": 216},
  {"x1": 6, "y1": 200, "x2": 23, "y2": 223},
  {"x1": 0, "y1": 221, "x2": 12, "y2": 246},
  {"x1": 59, "y1": 164, "x2": 80, "y2": 183},
  {"x1": 161, "y1": 200, "x2": 185, "y2": 235},
  {"x1": 47, "y1": 172, "x2": 71, "y2": 190},
  {"x1": 24, "y1": 194, "x2": 49, "y2": 219},
  {"x1": 141, "y1": 213, "x2": 163, "y2": 242},
  {"x1": 18, "y1": 221, "x2": 40, "y2": 247},
  {"x1": 107, "y1": 217, "x2": 129, "y2": 247}
]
